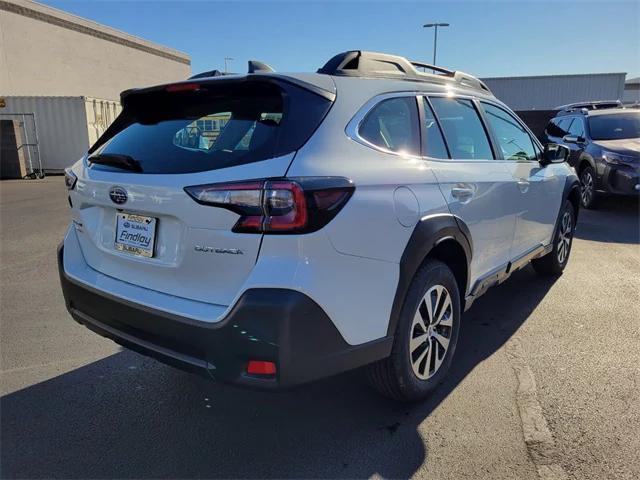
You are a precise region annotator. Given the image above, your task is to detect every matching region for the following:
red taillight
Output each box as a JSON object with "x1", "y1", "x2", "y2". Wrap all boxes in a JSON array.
[
  {"x1": 165, "y1": 83, "x2": 201, "y2": 92},
  {"x1": 184, "y1": 177, "x2": 354, "y2": 234},
  {"x1": 263, "y1": 181, "x2": 308, "y2": 231},
  {"x1": 247, "y1": 360, "x2": 277, "y2": 376}
]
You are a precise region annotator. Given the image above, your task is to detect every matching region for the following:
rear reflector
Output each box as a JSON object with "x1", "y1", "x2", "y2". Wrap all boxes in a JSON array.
[
  {"x1": 184, "y1": 177, "x2": 354, "y2": 234},
  {"x1": 247, "y1": 360, "x2": 277, "y2": 376}
]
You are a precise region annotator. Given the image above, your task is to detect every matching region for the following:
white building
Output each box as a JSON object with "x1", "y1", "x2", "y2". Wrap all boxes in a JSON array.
[
  {"x1": 0, "y1": 0, "x2": 191, "y2": 175},
  {"x1": 0, "y1": 0, "x2": 191, "y2": 100}
]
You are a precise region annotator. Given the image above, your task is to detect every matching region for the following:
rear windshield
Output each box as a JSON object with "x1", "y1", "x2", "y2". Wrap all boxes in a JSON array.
[
  {"x1": 89, "y1": 81, "x2": 332, "y2": 174},
  {"x1": 588, "y1": 112, "x2": 640, "y2": 141}
]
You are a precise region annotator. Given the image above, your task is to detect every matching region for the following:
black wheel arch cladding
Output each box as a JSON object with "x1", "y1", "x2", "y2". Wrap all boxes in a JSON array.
[
  {"x1": 562, "y1": 173, "x2": 581, "y2": 222},
  {"x1": 387, "y1": 213, "x2": 472, "y2": 337}
]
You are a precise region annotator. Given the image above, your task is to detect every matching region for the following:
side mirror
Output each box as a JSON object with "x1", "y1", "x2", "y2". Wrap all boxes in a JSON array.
[
  {"x1": 562, "y1": 134, "x2": 584, "y2": 144},
  {"x1": 542, "y1": 143, "x2": 570, "y2": 165}
]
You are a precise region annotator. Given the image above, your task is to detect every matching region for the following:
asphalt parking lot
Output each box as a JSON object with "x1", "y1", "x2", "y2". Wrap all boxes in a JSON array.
[{"x1": 1, "y1": 177, "x2": 639, "y2": 480}]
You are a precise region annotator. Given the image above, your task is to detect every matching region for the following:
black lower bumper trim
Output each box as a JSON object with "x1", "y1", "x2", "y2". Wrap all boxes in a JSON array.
[
  {"x1": 58, "y1": 245, "x2": 392, "y2": 389},
  {"x1": 602, "y1": 164, "x2": 640, "y2": 195}
]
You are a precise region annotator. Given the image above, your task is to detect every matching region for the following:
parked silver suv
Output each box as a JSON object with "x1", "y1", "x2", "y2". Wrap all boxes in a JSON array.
[{"x1": 59, "y1": 51, "x2": 579, "y2": 401}]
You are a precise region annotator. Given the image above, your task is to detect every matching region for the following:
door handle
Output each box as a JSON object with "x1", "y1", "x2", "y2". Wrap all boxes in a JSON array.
[
  {"x1": 517, "y1": 180, "x2": 530, "y2": 193},
  {"x1": 451, "y1": 186, "x2": 474, "y2": 200}
]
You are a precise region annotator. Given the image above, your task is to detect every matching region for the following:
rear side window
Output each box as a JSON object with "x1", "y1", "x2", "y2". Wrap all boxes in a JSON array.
[
  {"x1": 567, "y1": 117, "x2": 585, "y2": 138},
  {"x1": 546, "y1": 118, "x2": 567, "y2": 138},
  {"x1": 429, "y1": 97, "x2": 494, "y2": 160},
  {"x1": 548, "y1": 117, "x2": 573, "y2": 138},
  {"x1": 482, "y1": 103, "x2": 537, "y2": 161},
  {"x1": 359, "y1": 97, "x2": 420, "y2": 155},
  {"x1": 89, "y1": 82, "x2": 331, "y2": 174},
  {"x1": 421, "y1": 98, "x2": 449, "y2": 159}
]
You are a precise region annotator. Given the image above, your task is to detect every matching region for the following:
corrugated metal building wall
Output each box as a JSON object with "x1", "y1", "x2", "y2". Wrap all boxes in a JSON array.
[
  {"x1": 481, "y1": 73, "x2": 627, "y2": 110},
  {"x1": 2, "y1": 96, "x2": 121, "y2": 173}
]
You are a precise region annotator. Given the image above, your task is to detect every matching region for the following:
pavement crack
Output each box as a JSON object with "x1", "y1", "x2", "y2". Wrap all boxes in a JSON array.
[{"x1": 505, "y1": 337, "x2": 568, "y2": 480}]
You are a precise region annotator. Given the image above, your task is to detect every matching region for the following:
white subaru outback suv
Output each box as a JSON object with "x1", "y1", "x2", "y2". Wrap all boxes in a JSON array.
[{"x1": 59, "y1": 51, "x2": 579, "y2": 401}]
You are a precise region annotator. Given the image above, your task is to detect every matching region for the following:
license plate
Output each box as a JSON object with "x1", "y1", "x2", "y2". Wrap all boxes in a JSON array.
[{"x1": 115, "y1": 213, "x2": 157, "y2": 258}]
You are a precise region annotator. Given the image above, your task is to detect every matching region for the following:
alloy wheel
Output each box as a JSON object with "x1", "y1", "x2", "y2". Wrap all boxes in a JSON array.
[
  {"x1": 580, "y1": 170, "x2": 593, "y2": 206},
  {"x1": 557, "y1": 210, "x2": 573, "y2": 264},
  {"x1": 409, "y1": 285, "x2": 453, "y2": 380}
]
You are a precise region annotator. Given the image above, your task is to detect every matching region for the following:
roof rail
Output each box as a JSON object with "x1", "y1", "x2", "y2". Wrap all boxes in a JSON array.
[
  {"x1": 317, "y1": 50, "x2": 492, "y2": 94},
  {"x1": 555, "y1": 100, "x2": 623, "y2": 112}
]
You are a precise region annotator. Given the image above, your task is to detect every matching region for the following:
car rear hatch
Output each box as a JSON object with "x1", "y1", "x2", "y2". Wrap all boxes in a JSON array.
[{"x1": 71, "y1": 76, "x2": 334, "y2": 309}]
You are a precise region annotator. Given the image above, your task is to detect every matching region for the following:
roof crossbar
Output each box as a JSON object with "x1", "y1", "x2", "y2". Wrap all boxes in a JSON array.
[{"x1": 317, "y1": 50, "x2": 492, "y2": 94}]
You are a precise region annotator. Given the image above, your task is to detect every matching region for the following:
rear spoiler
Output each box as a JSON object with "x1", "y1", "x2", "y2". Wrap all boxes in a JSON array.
[
  {"x1": 120, "y1": 74, "x2": 336, "y2": 105},
  {"x1": 90, "y1": 75, "x2": 335, "y2": 155}
]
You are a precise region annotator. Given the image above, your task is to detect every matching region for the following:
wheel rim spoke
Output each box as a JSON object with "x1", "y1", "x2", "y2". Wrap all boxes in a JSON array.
[
  {"x1": 435, "y1": 291, "x2": 451, "y2": 325},
  {"x1": 413, "y1": 306, "x2": 427, "y2": 333},
  {"x1": 410, "y1": 332, "x2": 429, "y2": 353},
  {"x1": 430, "y1": 286, "x2": 444, "y2": 324},
  {"x1": 439, "y1": 312, "x2": 453, "y2": 327},
  {"x1": 412, "y1": 342, "x2": 430, "y2": 376},
  {"x1": 432, "y1": 338, "x2": 444, "y2": 373},
  {"x1": 424, "y1": 292, "x2": 435, "y2": 325},
  {"x1": 432, "y1": 331, "x2": 450, "y2": 350}
]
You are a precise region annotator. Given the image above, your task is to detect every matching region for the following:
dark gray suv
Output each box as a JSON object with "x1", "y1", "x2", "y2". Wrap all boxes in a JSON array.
[{"x1": 544, "y1": 104, "x2": 640, "y2": 208}]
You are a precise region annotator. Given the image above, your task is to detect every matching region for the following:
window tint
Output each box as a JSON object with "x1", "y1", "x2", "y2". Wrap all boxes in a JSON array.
[
  {"x1": 546, "y1": 118, "x2": 567, "y2": 138},
  {"x1": 558, "y1": 118, "x2": 573, "y2": 135},
  {"x1": 482, "y1": 103, "x2": 537, "y2": 161},
  {"x1": 421, "y1": 98, "x2": 449, "y2": 159},
  {"x1": 567, "y1": 117, "x2": 585, "y2": 138},
  {"x1": 359, "y1": 97, "x2": 420, "y2": 155},
  {"x1": 89, "y1": 82, "x2": 330, "y2": 174},
  {"x1": 177, "y1": 112, "x2": 231, "y2": 150},
  {"x1": 429, "y1": 97, "x2": 494, "y2": 160},
  {"x1": 547, "y1": 117, "x2": 576, "y2": 138},
  {"x1": 587, "y1": 112, "x2": 640, "y2": 140}
]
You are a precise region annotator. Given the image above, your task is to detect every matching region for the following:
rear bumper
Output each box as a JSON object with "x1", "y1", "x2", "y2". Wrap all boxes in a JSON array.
[{"x1": 58, "y1": 245, "x2": 392, "y2": 389}]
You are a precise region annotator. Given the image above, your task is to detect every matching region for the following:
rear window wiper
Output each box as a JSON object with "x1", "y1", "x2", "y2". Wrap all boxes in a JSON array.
[{"x1": 88, "y1": 153, "x2": 143, "y2": 173}]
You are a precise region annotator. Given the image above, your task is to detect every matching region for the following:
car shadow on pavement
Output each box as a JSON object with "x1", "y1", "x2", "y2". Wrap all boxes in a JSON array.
[
  {"x1": 1, "y1": 268, "x2": 556, "y2": 479},
  {"x1": 575, "y1": 196, "x2": 639, "y2": 244}
]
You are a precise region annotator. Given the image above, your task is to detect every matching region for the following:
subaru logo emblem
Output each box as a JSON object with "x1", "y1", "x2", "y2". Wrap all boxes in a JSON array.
[{"x1": 109, "y1": 186, "x2": 128, "y2": 205}]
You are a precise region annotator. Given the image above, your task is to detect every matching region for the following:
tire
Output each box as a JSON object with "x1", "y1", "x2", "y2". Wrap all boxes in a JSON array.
[
  {"x1": 532, "y1": 200, "x2": 576, "y2": 276},
  {"x1": 366, "y1": 260, "x2": 461, "y2": 402},
  {"x1": 579, "y1": 165, "x2": 597, "y2": 209}
]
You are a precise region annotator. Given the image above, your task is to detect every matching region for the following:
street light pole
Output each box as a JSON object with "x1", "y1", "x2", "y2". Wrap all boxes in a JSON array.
[
  {"x1": 423, "y1": 22, "x2": 450, "y2": 67},
  {"x1": 224, "y1": 57, "x2": 234, "y2": 73}
]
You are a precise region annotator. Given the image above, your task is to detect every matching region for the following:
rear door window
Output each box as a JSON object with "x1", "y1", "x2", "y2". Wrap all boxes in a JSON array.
[
  {"x1": 429, "y1": 97, "x2": 494, "y2": 160},
  {"x1": 421, "y1": 98, "x2": 449, "y2": 159},
  {"x1": 359, "y1": 97, "x2": 420, "y2": 155},
  {"x1": 89, "y1": 82, "x2": 330, "y2": 174}
]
